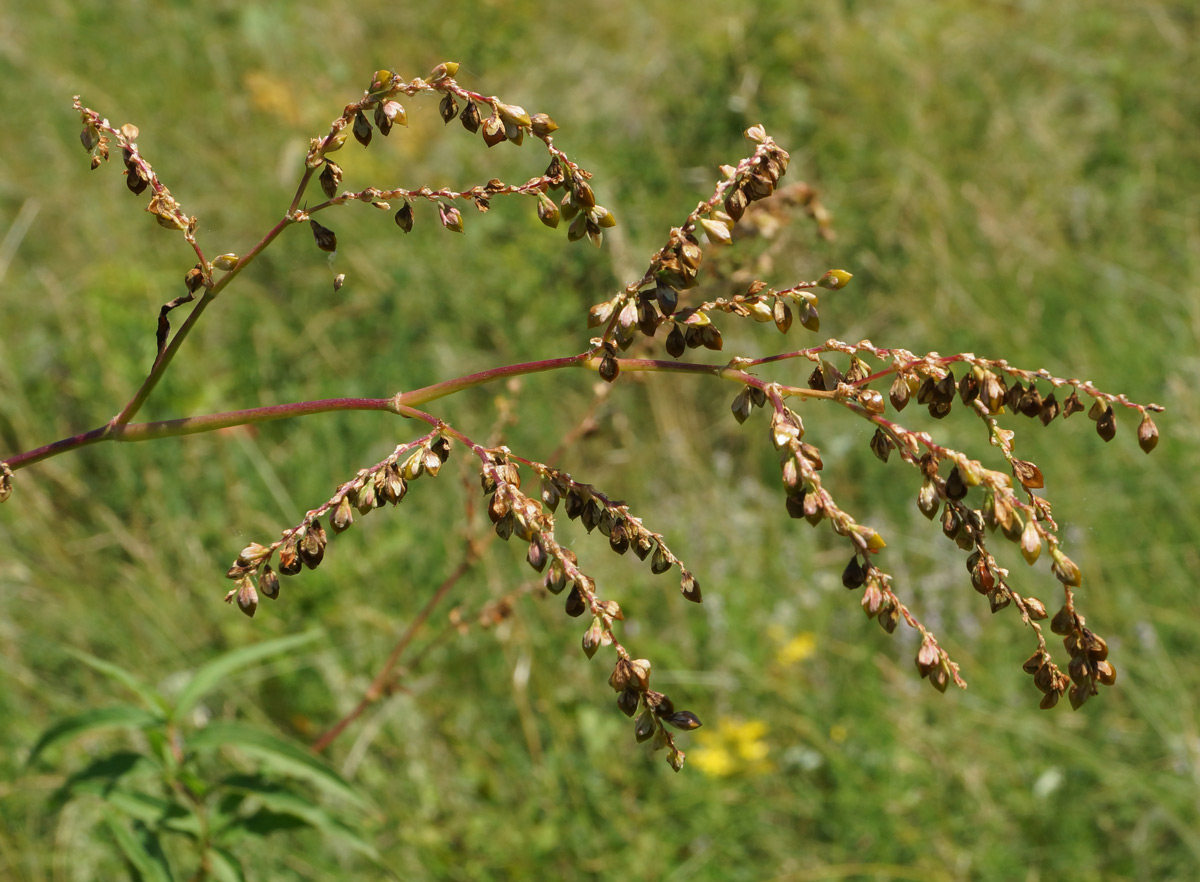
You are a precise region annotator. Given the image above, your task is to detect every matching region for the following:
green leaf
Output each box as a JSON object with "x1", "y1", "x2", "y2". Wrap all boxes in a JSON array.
[
  {"x1": 104, "y1": 816, "x2": 176, "y2": 882},
  {"x1": 171, "y1": 629, "x2": 323, "y2": 721},
  {"x1": 216, "y1": 774, "x2": 381, "y2": 861},
  {"x1": 206, "y1": 846, "x2": 246, "y2": 882},
  {"x1": 67, "y1": 648, "x2": 170, "y2": 715},
  {"x1": 51, "y1": 750, "x2": 155, "y2": 810},
  {"x1": 74, "y1": 783, "x2": 201, "y2": 838},
  {"x1": 27, "y1": 705, "x2": 164, "y2": 767},
  {"x1": 187, "y1": 721, "x2": 366, "y2": 808}
]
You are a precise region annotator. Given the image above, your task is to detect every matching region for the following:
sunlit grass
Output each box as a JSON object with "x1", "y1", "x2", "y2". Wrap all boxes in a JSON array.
[{"x1": 2, "y1": 1, "x2": 1197, "y2": 879}]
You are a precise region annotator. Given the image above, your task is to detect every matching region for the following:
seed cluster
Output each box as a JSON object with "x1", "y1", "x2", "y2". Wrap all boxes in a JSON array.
[
  {"x1": 477, "y1": 450, "x2": 702, "y2": 769},
  {"x1": 289, "y1": 63, "x2": 607, "y2": 257},
  {"x1": 585, "y1": 128, "x2": 817, "y2": 361},
  {"x1": 223, "y1": 434, "x2": 450, "y2": 617}
]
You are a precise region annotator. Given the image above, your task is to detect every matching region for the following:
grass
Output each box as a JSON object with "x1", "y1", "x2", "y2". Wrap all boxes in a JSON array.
[{"x1": 2, "y1": 1, "x2": 1198, "y2": 879}]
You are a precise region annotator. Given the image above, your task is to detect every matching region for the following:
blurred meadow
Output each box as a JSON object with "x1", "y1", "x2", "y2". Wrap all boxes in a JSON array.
[{"x1": 1, "y1": 1, "x2": 1198, "y2": 879}]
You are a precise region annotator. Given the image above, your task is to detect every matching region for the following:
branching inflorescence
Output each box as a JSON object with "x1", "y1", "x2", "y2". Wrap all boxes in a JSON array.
[{"x1": 2, "y1": 63, "x2": 1163, "y2": 770}]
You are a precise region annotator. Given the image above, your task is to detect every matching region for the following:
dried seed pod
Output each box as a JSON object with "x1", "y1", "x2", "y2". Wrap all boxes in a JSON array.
[
  {"x1": 544, "y1": 560, "x2": 567, "y2": 595},
  {"x1": 869, "y1": 428, "x2": 892, "y2": 463},
  {"x1": 616, "y1": 686, "x2": 640, "y2": 718},
  {"x1": 724, "y1": 186, "x2": 748, "y2": 221},
  {"x1": 278, "y1": 538, "x2": 301, "y2": 576},
  {"x1": 439, "y1": 93, "x2": 458, "y2": 124},
  {"x1": 1137, "y1": 413, "x2": 1158, "y2": 453},
  {"x1": 666, "y1": 710, "x2": 702, "y2": 731},
  {"x1": 730, "y1": 388, "x2": 753, "y2": 424},
  {"x1": 1039, "y1": 392, "x2": 1060, "y2": 425},
  {"x1": 183, "y1": 265, "x2": 206, "y2": 294},
  {"x1": 353, "y1": 110, "x2": 372, "y2": 147},
  {"x1": 1095, "y1": 659, "x2": 1117, "y2": 686},
  {"x1": 665, "y1": 324, "x2": 686, "y2": 358},
  {"x1": 460, "y1": 101, "x2": 481, "y2": 133},
  {"x1": 235, "y1": 577, "x2": 258, "y2": 617},
  {"x1": 680, "y1": 571, "x2": 702, "y2": 602},
  {"x1": 889, "y1": 373, "x2": 911, "y2": 411},
  {"x1": 608, "y1": 521, "x2": 630, "y2": 555},
  {"x1": 958, "y1": 371, "x2": 980, "y2": 405},
  {"x1": 258, "y1": 566, "x2": 280, "y2": 601},
  {"x1": 634, "y1": 711, "x2": 656, "y2": 743},
  {"x1": 582, "y1": 621, "x2": 603, "y2": 659},
  {"x1": 941, "y1": 503, "x2": 963, "y2": 540},
  {"x1": 530, "y1": 113, "x2": 558, "y2": 138},
  {"x1": 565, "y1": 584, "x2": 587, "y2": 617},
  {"x1": 1011, "y1": 459, "x2": 1044, "y2": 490},
  {"x1": 310, "y1": 220, "x2": 337, "y2": 252},
  {"x1": 650, "y1": 543, "x2": 672, "y2": 575},
  {"x1": 386, "y1": 202, "x2": 412, "y2": 233},
  {"x1": 1062, "y1": 389, "x2": 1085, "y2": 417},
  {"x1": 1024, "y1": 596, "x2": 1048, "y2": 620},
  {"x1": 842, "y1": 555, "x2": 866, "y2": 589},
  {"x1": 988, "y1": 586, "x2": 1011, "y2": 613},
  {"x1": 797, "y1": 301, "x2": 820, "y2": 333},
  {"x1": 609, "y1": 658, "x2": 634, "y2": 692},
  {"x1": 1050, "y1": 604, "x2": 1075, "y2": 635},
  {"x1": 1051, "y1": 552, "x2": 1082, "y2": 587},
  {"x1": 299, "y1": 520, "x2": 327, "y2": 569},
  {"x1": 917, "y1": 480, "x2": 940, "y2": 520},
  {"x1": 878, "y1": 602, "x2": 900, "y2": 634},
  {"x1": 319, "y1": 161, "x2": 342, "y2": 199},
  {"x1": 1018, "y1": 384, "x2": 1044, "y2": 417},
  {"x1": 330, "y1": 496, "x2": 354, "y2": 533},
  {"x1": 945, "y1": 466, "x2": 968, "y2": 501},
  {"x1": 1022, "y1": 652, "x2": 1046, "y2": 675}
]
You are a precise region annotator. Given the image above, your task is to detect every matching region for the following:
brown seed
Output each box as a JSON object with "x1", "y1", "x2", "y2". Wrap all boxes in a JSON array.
[
  {"x1": 564, "y1": 584, "x2": 587, "y2": 617},
  {"x1": 319, "y1": 161, "x2": 342, "y2": 199},
  {"x1": 958, "y1": 372, "x2": 980, "y2": 405},
  {"x1": 310, "y1": 220, "x2": 337, "y2": 252},
  {"x1": 666, "y1": 710, "x2": 702, "y2": 731},
  {"x1": 945, "y1": 467, "x2": 968, "y2": 501},
  {"x1": 1039, "y1": 392, "x2": 1060, "y2": 425},
  {"x1": 394, "y1": 203, "x2": 414, "y2": 232},
  {"x1": 634, "y1": 712, "x2": 656, "y2": 743},
  {"x1": 1062, "y1": 389, "x2": 1085, "y2": 417},
  {"x1": 258, "y1": 566, "x2": 280, "y2": 600},
  {"x1": 617, "y1": 686, "x2": 640, "y2": 717},
  {"x1": 842, "y1": 555, "x2": 866, "y2": 589},
  {"x1": 870, "y1": 428, "x2": 893, "y2": 463},
  {"x1": 680, "y1": 571, "x2": 702, "y2": 602},
  {"x1": 353, "y1": 110, "x2": 372, "y2": 147},
  {"x1": 1137, "y1": 414, "x2": 1159, "y2": 453},
  {"x1": 650, "y1": 543, "x2": 672, "y2": 575},
  {"x1": 1096, "y1": 407, "x2": 1116, "y2": 441},
  {"x1": 599, "y1": 356, "x2": 619, "y2": 383},
  {"x1": 1011, "y1": 459, "x2": 1044, "y2": 490},
  {"x1": 460, "y1": 101, "x2": 481, "y2": 133},
  {"x1": 889, "y1": 374, "x2": 911, "y2": 411},
  {"x1": 530, "y1": 113, "x2": 558, "y2": 138},
  {"x1": 1050, "y1": 604, "x2": 1075, "y2": 636}
]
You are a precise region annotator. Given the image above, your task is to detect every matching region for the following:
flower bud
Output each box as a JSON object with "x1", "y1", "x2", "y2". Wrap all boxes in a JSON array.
[{"x1": 817, "y1": 269, "x2": 852, "y2": 290}]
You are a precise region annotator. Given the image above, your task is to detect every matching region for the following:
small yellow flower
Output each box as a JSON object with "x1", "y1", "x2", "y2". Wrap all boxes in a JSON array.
[
  {"x1": 776, "y1": 631, "x2": 816, "y2": 666},
  {"x1": 690, "y1": 717, "x2": 772, "y2": 778}
]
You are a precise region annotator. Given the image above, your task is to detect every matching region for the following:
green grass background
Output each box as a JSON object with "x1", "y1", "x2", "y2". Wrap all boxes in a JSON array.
[{"x1": 2, "y1": 1, "x2": 1198, "y2": 879}]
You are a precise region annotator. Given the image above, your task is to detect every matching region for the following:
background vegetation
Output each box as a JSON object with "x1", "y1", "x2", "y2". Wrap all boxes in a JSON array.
[{"x1": 2, "y1": 1, "x2": 1197, "y2": 879}]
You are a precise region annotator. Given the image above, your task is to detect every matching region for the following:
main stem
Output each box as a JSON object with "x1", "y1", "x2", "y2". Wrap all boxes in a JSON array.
[{"x1": 5, "y1": 352, "x2": 794, "y2": 473}]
